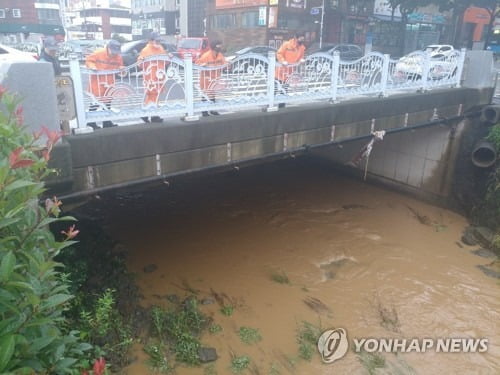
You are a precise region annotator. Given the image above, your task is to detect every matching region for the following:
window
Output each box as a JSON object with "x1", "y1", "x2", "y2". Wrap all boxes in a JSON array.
[
  {"x1": 12, "y1": 9, "x2": 21, "y2": 18},
  {"x1": 211, "y1": 14, "x2": 235, "y2": 29},
  {"x1": 241, "y1": 11, "x2": 259, "y2": 28},
  {"x1": 0, "y1": 9, "x2": 5, "y2": 18}
]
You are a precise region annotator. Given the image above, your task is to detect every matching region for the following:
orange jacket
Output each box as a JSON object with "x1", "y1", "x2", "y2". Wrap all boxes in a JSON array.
[
  {"x1": 196, "y1": 50, "x2": 226, "y2": 93},
  {"x1": 138, "y1": 41, "x2": 167, "y2": 85},
  {"x1": 85, "y1": 47, "x2": 124, "y2": 97},
  {"x1": 276, "y1": 38, "x2": 306, "y2": 82}
]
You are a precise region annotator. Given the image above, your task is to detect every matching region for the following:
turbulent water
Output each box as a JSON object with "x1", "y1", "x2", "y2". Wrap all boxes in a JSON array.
[{"x1": 91, "y1": 157, "x2": 499, "y2": 374}]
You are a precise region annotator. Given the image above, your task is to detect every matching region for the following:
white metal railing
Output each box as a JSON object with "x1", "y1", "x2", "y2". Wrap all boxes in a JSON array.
[{"x1": 69, "y1": 49, "x2": 466, "y2": 132}]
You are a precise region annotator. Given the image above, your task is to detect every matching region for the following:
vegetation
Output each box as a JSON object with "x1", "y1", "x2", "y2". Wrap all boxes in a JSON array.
[
  {"x1": 270, "y1": 270, "x2": 290, "y2": 284},
  {"x1": 230, "y1": 355, "x2": 251, "y2": 374},
  {"x1": 296, "y1": 321, "x2": 322, "y2": 361},
  {"x1": 358, "y1": 351, "x2": 386, "y2": 375},
  {"x1": 238, "y1": 326, "x2": 262, "y2": 345},
  {"x1": 0, "y1": 88, "x2": 95, "y2": 373},
  {"x1": 209, "y1": 323, "x2": 223, "y2": 334},
  {"x1": 220, "y1": 304, "x2": 234, "y2": 316}
]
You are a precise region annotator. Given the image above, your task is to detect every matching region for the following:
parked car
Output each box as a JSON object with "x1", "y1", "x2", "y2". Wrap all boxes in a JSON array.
[
  {"x1": 308, "y1": 44, "x2": 363, "y2": 61},
  {"x1": 0, "y1": 44, "x2": 38, "y2": 62},
  {"x1": 394, "y1": 46, "x2": 458, "y2": 80},
  {"x1": 226, "y1": 46, "x2": 277, "y2": 73},
  {"x1": 121, "y1": 39, "x2": 178, "y2": 67},
  {"x1": 177, "y1": 37, "x2": 210, "y2": 62}
]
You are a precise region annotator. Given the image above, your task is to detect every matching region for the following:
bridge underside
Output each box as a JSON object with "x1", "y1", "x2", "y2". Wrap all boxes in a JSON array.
[{"x1": 48, "y1": 87, "x2": 492, "y2": 201}]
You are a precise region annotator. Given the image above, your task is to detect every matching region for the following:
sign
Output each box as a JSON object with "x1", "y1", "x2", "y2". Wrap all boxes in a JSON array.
[
  {"x1": 269, "y1": 0, "x2": 278, "y2": 5},
  {"x1": 216, "y1": 0, "x2": 267, "y2": 9},
  {"x1": 55, "y1": 77, "x2": 76, "y2": 121},
  {"x1": 268, "y1": 6, "x2": 278, "y2": 28},
  {"x1": 259, "y1": 6, "x2": 267, "y2": 26},
  {"x1": 310, "y1": 7, "x2": 320, "y2": 15},
  {"x1": 287, "y1": 0, "x2": 305, "y2": 9}
]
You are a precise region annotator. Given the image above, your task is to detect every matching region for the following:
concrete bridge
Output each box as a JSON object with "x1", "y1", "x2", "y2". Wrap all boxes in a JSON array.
[{"x1": 0, "y1": 50, "x2": 495, "y2": 204}]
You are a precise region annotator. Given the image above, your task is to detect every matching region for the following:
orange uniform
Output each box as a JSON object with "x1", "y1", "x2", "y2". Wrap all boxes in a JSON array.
[
  {"x1": 138, "y1": 41, "x2": 167, "y2": 105},
  {"x1": 276, "y1": 38, "x2": 306, "y2": 82},
  {"x1": 85, "y1": 47, "x2": 124, "y2": 98},
  {"x1": 195, "y1": 50, "x2": 226, "y2": 98}
]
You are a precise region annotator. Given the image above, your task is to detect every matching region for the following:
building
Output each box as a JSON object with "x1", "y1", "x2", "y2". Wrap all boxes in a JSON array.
[
  {"x1": 0, "y1": 0, "x2": 65, "y2": 44},
  {"x1": 65, "y1": 1, "x2": 132, "y2": 40}
]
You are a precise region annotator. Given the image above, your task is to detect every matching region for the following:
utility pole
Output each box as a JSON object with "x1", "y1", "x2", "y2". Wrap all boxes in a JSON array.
[{"x1": 319, "y1": 0, "x2": 325, "y2": 48}]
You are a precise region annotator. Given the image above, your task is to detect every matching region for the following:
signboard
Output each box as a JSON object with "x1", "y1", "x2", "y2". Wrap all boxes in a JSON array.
[
  {"x1": 55, "y1": 76, "x2": 76, "y2": 122},
  {"x1": 373, "y1": 0, "x2": 401, "y2": 18},
  {"x1": 216, "y1": 0, "x2": 267, "y2": 9},
  {"x1": 259, "y1": 6, "x2": 267, "y2": 26},
  {"x1": 268, "y1": 6, "x2": 278, "y2": 28},
  {"x1": 310, "y1": 7, "x2": 320, "y2": 15},
  {"x1": 287, "y1": 0, "x2": 305, "y2": 9},
  {"x1": 269, "y1": 0, "x2": 278, "y2": 5}
]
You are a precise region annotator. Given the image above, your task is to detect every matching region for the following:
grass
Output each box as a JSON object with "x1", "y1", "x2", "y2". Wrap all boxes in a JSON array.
[
  {"x1": 296, "y1": 321, "x2": 322, "y2": 361},
  {"x1": 144, "y1": 342, "x2": 172, "y2": 374},
  {"x1": 238, "y1": 326, "x2": 262, "y2": 345},
  {"x1": 230, "y1": 355, "x2": 251, "y2": 374},
  {"x1": 209, "y1": 323, "x2": 223, "y2": 334},
  {"x1": 220, "y1": 304, "x2": 234, "y2": 316},
  {"x1": 269, "y1": 362, "x2": 281, "y2": 375},
  {"x1": 374, "y1": 297, "x2": 401, "y2": 333},
  {"x1": 270, "y1": 270, "x2": 290, "y2": 284},
  {"x1": 204, "y1": 363, "x2": 217, "y2": 375},
  {"x1": 358, "y1": 351, "x2": 386, "y2": 375},
  {"x1": 147, "y1": 297, "x2": 209, "y2": 367}
]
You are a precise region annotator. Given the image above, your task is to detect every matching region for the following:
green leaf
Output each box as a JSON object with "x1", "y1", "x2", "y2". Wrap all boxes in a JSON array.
[
  {"x1": 40, "y1": 294, "x2": 72, "y2": 311},
  {"x1": 55, "y1": 357, "x2": 77, "y2": 370},
  {"x1": 0, "y1": 334, "x2": 15, "y2": 372},
  {"x1": 0, "y1": 298, "x2": 20, "y2": 315},
  {"x1": 0, "y1": 218, "x2": 19, "y2": 230},
  {"x1": 29, "y1": 336, "x2": 56, "y2": 353},
  {"x1": 5, "y1": 281, "x2": 34, "y2": 293},
  {"x1": 0, "y1": 252, "x2": 16, "y2": 282},
  {"x1": 4, "y1": 180, "x2": 38, "y2": 192}
]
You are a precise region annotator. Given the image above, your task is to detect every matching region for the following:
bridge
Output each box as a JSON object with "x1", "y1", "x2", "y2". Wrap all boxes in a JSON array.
[{"x1": 0, "y1": 50, "x2": 495, "y2": 203}]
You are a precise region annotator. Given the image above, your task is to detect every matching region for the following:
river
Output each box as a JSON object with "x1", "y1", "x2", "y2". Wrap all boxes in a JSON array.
[{"x1": 93, "y1": 157, "x2": 499, "y2": 374}]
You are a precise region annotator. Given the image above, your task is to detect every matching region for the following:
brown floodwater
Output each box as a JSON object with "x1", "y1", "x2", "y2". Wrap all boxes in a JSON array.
[{"x1": 95, "y1": 157, "x2": 499, "y2": 374}]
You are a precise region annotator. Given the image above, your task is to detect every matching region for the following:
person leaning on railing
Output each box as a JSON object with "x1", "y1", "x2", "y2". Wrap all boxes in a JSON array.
[
  {"x1": 85, "y1": 39, "x2": 124, "y2": 129},
  {"x1": 195, "y1": 40, "x2": 226, "y2": 117},
  {"x1": 275, "y1": 31, "x2": 306, "y2": 108},
  {"x1": 138, "y1": 31, "x2": 167, "y2": 124}
]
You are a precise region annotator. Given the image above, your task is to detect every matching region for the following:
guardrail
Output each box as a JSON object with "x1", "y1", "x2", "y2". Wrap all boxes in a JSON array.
[{"x1": 69, "y1": 49, "x2": 465, "y2": 133}]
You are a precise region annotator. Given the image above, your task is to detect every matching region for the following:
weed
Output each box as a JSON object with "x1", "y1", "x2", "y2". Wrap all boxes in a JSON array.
[
  {"x1": 144, "y1": 342, "x2": 172, "y2": 373},
  {"x1": 269, "y1": 362, "x2": 281, "y2": 375},
  {"x1": 270, "y1": 270, "x2": 290, "y2": 284},
  {"x1": 358, "y1": 351, "x2": 386, "y2": 375},
  {"x1": 204, "y1": 363, "x2": 217, "y2": 375},
  {"x1": 230, "y1": 355, "x2": 251, "y2": 374},
  {"x1": 209, "y1": 323, "x2": 223, "y2": 334},
  {"x1": 296, "y1": 321, "x2": 322, "y2": 361},
  {"x1": 220, "y1": 304, "x2": 234, "y2": 316},
  {"x1": 301, "y1": 286, "x2": 309, "y2": 292},
  {"x1": 373, "y1": 296, "x2": 400, "y2": 333},
  {"x1": 238, "y1": 326, "x2": 262, "y2": 345}
]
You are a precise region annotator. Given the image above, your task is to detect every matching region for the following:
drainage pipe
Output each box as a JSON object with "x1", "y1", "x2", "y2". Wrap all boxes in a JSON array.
[
  {"x1": 480, "y1": 105, "x2": 500, "y2": 124},
  {"x1": 472, "y1": 140, "x2": 497, "y2": 168}
]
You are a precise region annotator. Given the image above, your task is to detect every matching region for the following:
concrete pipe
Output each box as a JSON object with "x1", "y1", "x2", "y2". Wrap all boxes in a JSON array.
[
  {"x1": 480, "y1": 105, "x2": 500, "y2": 124},
  {"x1": 472, "y1": 140, "x2": 497, "y2": 168}
]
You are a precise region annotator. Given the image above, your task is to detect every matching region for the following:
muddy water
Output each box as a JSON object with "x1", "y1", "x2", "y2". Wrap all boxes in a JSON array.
[{"x1": 99, "y1": 158, "x2": 499, "y2": 374}]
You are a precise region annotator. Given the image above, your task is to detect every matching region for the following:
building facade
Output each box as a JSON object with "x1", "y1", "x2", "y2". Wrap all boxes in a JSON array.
[
  {"x1": 0, "y1": 0, "x2": 65, "y2": 43},
  {"x1": 66, "y1": 5, "x2": 131, "y2": 40}
]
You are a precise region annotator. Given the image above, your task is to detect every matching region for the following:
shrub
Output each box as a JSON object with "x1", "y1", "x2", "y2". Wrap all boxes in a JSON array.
[{"x1": 0, "y1": 88, "x2": 91, "y2": 373}]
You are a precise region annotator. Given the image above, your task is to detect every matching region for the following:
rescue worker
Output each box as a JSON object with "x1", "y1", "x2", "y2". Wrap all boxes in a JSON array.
[
  {"x1": 195, "y1": 40, "x2": 226, "y2": 117},
  {"x1": 38, "y1": 36, "x2": 62, "y2": 76},
  {"x1": 138, "y1": 31, "x2": 167, "y2": 123},
  {"x1": 85, "y1": 39, "x2": 124, "y2": 129},
  {"x1": 275, "y1": 31, "x2": 306, "y2": 108}
]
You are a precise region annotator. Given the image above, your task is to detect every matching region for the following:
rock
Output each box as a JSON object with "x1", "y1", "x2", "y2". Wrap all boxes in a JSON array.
[
  {"x1": 198, "y1": 347, "x2": 218, "y2": 363},
  {"x1": 201, "y1": 298, "x2": 215, "y2": 305},
  {"x1": 471, "y1": 248, "x2": 497, "y2": 259},
  {"x1": 477, "y1": 265, "x2": 500, "y2": 279},
  {"x1": 472, "y1": 226, "x2": 495, "y2": 248},
  {"x1": 143, "y1": 264, "x2": 157, "y2": 273},
  {"x1": 461, "y1": 226, "x2": 478, "y2": 246},
  {"x1": 166, "y1": 294, "x2": 180, "y2": 304}
]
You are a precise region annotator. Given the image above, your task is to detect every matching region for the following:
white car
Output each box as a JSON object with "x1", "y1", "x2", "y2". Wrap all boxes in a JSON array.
[
  {"x1": 0, "y1": 44, "x2": 38, "y2": 63},
  {"x1": 394, "y1": 45, "x2": 459, "y2": 80}
]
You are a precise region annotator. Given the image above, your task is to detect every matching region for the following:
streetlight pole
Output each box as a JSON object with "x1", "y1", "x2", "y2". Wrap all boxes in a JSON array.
[{"x1": 319, "y1": 0, "x2": 325, "y2": 48}]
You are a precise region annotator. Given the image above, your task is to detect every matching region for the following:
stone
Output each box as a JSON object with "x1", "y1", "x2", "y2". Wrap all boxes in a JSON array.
[
  {"x1": 472, "y1": 226, "x2": 495, "y2": 248},
  {"x1": 471, "y1": 248, "x2": 497, "y2": 259},
  {"x1": 201, "y1": 298, "x2": 215, "y2": 305},
  {"x1": 477, "y1": 265, "x2": 500, "y2": 279},
  {"x1": 198, "y1": 347, "x2": 218, "y2": 363},
  {"x1": 143, "y1": 264, "x2": 157, "y2": 273},
  {"x1": 461, "y1": 226, "x2": 478, "y2": 246}
]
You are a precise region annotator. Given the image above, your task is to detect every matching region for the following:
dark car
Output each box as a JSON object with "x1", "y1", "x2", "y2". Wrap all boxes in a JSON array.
[
  {"x1": 226, "y1": 46, "x2": 277, "y2": 73},
  {"x1": 309, "y1": 43, "x2": 363, "y2": 61},
  {"x1": 121, "y1": 39, "x2": 178, "y2": 67}
]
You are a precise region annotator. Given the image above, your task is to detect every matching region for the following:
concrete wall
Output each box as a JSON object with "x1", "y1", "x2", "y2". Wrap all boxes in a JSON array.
[
  {"x1": 0, "y1": 61, "x2": 60, "y2": 136},
  {"x1": 48, "y1": 87, "x2": 492, "y2": 199}
]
